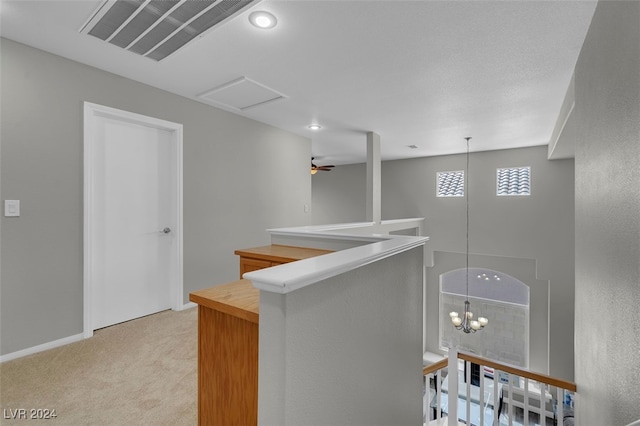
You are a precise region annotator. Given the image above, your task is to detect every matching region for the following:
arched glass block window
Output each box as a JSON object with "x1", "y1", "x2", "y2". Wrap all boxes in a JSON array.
[{"x1": 440, "y1": 268, "x2": 530, "y2": 367}]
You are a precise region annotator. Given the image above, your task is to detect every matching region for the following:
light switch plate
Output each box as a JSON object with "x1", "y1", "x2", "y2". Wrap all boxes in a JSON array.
[{"x1": 4, "y1": 200, "x2": 20, "y2": 217}]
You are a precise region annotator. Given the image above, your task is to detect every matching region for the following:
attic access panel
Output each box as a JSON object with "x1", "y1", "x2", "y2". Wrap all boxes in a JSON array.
[
  {"x1": 198, "y1": 77, "x2": 287, "y2": 111},
  {"x1": 81, "y1": 0, "x2": 259, "y2": 61}
]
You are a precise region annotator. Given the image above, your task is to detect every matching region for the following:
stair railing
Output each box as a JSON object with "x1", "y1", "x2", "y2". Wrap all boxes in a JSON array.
[{"x1": 423, "y1": 348, "x2": 577, "y2": 426}]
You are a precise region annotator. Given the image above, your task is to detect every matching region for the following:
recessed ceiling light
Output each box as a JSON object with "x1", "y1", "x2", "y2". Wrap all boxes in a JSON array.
[
  {"x1": 249, "y1": 11, "x2": 277, "y2": 29},
  {"x1": 308, "y1": 124, "x2": 322, "y2": 130}
]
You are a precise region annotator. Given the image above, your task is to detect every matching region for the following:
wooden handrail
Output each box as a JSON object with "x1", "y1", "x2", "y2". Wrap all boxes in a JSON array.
[
  {"x1": 422, "y1": 358, "x2": 448, "y2": 376},
  {"x1": 422, "y1": 351, "x2": 577, "y2": 392},
  {"x1": 459, "y1": 352, "x2": 577, "y2": 392}
]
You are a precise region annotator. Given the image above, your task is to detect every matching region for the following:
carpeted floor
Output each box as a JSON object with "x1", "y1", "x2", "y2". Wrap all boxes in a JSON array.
[{"x1": 0, "y1": 308, "x2": 197, "y2": 425}]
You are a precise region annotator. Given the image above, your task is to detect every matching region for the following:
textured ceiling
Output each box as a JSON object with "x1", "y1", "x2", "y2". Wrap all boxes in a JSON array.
[{"x1": 0, "y1": 0, "x2": 597, "y2": 165}]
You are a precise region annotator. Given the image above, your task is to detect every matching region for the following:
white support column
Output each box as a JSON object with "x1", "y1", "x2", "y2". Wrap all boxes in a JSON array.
[
  {"x1": 556, "y1": 387, "x2": 564, "y2": 425},
  {"x1": 448, "y1": 347, "x2": 458, "y2": 426},
  {"x1": 366, "y1": 131, "x2": 381, "y2": 224}
]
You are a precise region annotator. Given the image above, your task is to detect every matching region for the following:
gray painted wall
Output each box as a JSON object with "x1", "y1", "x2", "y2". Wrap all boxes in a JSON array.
[
  {"x1": 258, "y1": 246, "x2": 424, "y2": 425},
  {"x1": 313, "y1": 146, "x2": 576, "y2": 379},
  {"x1": 574, "y1": 2, "x2": 640, "y2": 424},
  {"x1": 0, "y1": 39, "x2": 311, "y2": 355},
  {"x1": 311, "y1": 162, "x2": 366, "y2": 225}
]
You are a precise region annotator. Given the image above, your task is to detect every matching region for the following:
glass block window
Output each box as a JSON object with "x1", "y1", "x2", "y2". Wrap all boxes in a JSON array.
[
  {"x1": 497, "y1": 167, "x2": 531, "y2": 196},
  {"x1": 437, "y1": 171, "x2": 464, "y2": 197}
]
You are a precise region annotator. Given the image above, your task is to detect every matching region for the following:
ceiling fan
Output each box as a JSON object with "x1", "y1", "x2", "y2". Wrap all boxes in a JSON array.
[{"x1": 311, "y1": 157, "x2": 335, "y2": 175}]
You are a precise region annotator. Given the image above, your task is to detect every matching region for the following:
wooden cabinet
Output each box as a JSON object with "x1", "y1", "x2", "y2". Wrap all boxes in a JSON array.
[
  {"x1": 235, "y1": 244, "x2": 333, "y2": 278},
  {"x1": 190, "y1": 245, "x2": 333, "y2": 425},
  {"x1": 238, "y1": 257, "x2": 272, "y2": 276},
  {"x1": 189, "y1": 279, "x2": 259, "y2": 426}
]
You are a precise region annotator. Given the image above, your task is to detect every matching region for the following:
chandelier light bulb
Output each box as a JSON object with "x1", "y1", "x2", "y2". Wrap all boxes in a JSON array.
[{"x1": 451, "y1": 300, "x2": 487, "y2": 333}]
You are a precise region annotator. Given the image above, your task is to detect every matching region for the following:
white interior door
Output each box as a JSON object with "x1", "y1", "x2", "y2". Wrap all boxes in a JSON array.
[{"x1": 84, "y1": 103, "x2": 183, "y2": 333}]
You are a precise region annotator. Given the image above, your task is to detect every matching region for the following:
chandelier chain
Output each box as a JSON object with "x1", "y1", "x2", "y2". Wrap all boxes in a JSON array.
[
  {"x1": 465, "y1": 136, "x2": 470, "y2": 301},
  {"x1": 449, "y1": 137, "x2": 488, "y2": 333}
]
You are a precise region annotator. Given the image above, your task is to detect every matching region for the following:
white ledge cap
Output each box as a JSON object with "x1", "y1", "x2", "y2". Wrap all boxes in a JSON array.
[{"x1": 244, "y1": 234, "x2": 428, "y2": 294}]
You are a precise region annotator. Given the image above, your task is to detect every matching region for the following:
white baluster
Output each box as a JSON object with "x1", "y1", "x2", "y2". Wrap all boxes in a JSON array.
[
  {"x1": 544, "y1": 383, "x2": 552, "y2": 421},
  {"x1": 523, "y1": 377, "x2": 529, "y2": 426},
  {"x1": 493, "y1": 370, "x2": 499, "y2": 426},
  {"x1": 479, "y1": 368, "x2": 485, "y2": 426},
  {"x1": 508, "y1": 375, "x2": 513, "y2": 425},
  {"x1": 465, "y1": 361, "x2": 471, "y2": 426},
  {"x1": 424, "y1": 373, "x2": 430, "y2": 423},
  {"x1": 436, "y1": 372, "x2": 441, "y2": 420}
]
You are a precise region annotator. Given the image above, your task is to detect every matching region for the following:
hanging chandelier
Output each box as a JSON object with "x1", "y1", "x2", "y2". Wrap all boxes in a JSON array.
[{"x1": 450, "y1": 137, "x2": 488, "y2": 334}]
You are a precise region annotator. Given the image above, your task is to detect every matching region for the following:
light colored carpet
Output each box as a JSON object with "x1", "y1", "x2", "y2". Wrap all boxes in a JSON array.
[{"x1": 0, "y1": 308, "x2": 197, "y2": 425}]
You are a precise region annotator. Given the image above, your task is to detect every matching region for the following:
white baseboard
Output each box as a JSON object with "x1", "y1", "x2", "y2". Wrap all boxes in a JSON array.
[
  {"x1": 180, "y1": 302, "x2": 197, "y2": 310},
  {"x1": 0, "y1": 333, "x2": 85, "y2": 363},
  {"x1": 2, "y1": 305, "x2": 196, "y2": 363}
]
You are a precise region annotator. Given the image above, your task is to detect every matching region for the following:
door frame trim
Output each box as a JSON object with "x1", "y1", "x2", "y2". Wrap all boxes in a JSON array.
[{"x1": 83, "y1": 102, "x2": 184, "y2": 338}]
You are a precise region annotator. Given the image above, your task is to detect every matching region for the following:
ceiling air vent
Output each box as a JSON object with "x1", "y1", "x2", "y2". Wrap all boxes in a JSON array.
[{"x1": 80, "y1": 0, "x2": 259, "y2": 61}]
